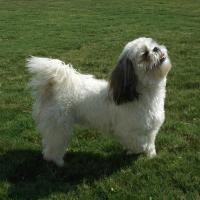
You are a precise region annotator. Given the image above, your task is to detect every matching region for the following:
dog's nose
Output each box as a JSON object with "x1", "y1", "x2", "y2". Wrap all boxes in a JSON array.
[{"x1": 153, "y1": 47, "x2": 160, "y2": 52}]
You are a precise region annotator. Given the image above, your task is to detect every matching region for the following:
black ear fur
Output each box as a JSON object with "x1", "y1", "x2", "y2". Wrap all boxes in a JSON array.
[{"x1": 110, "y1": 55, "x2": 139, "y2": 105}]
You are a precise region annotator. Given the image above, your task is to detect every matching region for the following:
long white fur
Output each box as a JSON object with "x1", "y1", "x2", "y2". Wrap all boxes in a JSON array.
[{"x1": 27, "y1": 37, "x2": 171, "y2": 166}]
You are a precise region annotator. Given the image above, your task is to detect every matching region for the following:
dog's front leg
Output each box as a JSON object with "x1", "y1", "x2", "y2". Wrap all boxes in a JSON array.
[{"x1": 145, "y1": 129, "x2": 158, "y2": 158}]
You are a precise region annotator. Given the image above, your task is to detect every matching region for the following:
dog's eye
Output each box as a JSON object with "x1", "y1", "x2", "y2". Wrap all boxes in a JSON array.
[{"x1": 142, "y1": 50, "x2": 149, "y2": 59}]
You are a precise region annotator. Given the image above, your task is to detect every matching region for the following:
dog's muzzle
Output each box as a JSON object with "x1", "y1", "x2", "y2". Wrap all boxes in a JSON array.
[{"x1": 160, "y1": 53, "x2": 166, "y2": 63}]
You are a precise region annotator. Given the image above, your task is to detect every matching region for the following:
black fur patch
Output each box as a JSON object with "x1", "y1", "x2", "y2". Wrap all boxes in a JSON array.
[{"x1": 110, "y1": 55, "x2": 139, "y2": 105}]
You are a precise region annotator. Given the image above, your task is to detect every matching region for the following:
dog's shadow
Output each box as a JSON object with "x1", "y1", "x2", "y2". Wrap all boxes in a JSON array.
[{"x1": 0, "y1": 149, "x2": 138, "y2": 199}]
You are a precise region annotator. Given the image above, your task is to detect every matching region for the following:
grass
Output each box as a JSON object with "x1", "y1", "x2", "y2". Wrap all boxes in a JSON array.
[{"x1": 0, "y1": 0, "x2": 199, "y2": 199}]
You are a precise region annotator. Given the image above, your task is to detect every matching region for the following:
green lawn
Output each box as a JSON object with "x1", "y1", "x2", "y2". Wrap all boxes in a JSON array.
[{"x1": 0, "y1": 0, "x2": 199, "y2": 199}]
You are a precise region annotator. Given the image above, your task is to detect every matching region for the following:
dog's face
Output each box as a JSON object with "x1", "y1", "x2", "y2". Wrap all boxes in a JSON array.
[{"x1": 110, "y1": 37, "x2": 172, "y2": 105}]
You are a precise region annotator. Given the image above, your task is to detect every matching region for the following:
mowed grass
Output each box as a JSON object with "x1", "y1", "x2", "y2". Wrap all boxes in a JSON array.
[{"x1": 0, "y1": 0, "x2": 199, "y2": 199}]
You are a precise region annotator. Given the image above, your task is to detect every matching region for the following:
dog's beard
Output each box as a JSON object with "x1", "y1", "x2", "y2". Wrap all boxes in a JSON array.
[
  {"x1": 138, "y1": 48, "x2": 165, "y2": 69},
  {"x1": 149, "y1": 51, "x2": 166, "y2": 69},
  {"x1": 137, "y1": 48, "x2": 171, "y2": 79}
]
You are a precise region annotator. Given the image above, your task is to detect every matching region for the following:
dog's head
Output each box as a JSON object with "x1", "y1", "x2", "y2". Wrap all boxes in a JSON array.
[{"x1": 110, "y1": 37, "x2": 172, "y2": 105}]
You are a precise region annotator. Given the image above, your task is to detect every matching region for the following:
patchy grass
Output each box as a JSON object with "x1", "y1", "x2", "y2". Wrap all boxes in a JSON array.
[{"x1": 0, "y1": 0, "x2": 199, "y2": 199}]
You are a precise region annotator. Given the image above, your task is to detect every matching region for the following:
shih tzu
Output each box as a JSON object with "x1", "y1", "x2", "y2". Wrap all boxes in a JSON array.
[{"x1": 27, "y1": 37, "x2": 172, "y2": 166}]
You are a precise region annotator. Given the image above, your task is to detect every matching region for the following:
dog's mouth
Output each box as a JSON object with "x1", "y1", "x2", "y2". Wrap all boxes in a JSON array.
[
  {"x1": 154, "y1": 52, "x2": 166, "y2": 68},
  {"x1": 160, "y1": 53, "x2": 166, "y2": 64}
]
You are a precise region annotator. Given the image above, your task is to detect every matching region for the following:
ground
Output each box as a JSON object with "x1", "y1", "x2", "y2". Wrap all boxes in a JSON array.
[{"x1": 0, "y1": 0, "x2": 199, "y2": 199}]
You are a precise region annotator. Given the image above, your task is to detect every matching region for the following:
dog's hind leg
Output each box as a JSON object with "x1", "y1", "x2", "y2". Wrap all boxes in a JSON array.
[{"x1": 36, "y1": 108, "x2": 73, "y2": 167}]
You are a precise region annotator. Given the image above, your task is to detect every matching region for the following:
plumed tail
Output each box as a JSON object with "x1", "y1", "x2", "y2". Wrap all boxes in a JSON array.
[{"x1": 26, "y1": 56, "x2": 77, "y2": 100}]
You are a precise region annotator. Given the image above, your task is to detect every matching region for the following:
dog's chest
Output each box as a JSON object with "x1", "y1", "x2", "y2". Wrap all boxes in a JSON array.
[
  {"x1": 113, "y1": 96, "x2": 165, "y2": 133},
  {"x1": 141, "y1": 88, "x2": 165, "y2": 129},
  {"x1": 145, "y1": 103, "x2": 164, "y2": 129}
]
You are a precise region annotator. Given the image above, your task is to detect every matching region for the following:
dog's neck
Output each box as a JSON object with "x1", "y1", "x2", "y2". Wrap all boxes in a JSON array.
[
  {"x1": 138, "y1": 77, "x2": 167, "y2": 109},
  {"x1": 138, "y1": 77, "x2": 167, "y2": 92}
]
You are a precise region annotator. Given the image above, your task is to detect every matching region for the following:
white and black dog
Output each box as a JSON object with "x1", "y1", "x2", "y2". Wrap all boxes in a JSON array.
[{"x1": 27, "y1": 37, "x2": 172, "y2": 166}]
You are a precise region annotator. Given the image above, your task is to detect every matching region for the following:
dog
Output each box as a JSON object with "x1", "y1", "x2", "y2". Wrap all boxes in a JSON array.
[{"x1": 27, "y1": 37, "x2": 172, "y2": 166}]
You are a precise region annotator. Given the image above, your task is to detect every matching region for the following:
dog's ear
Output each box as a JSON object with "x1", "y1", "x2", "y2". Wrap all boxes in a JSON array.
[{"x1": 110, "y1": 54, "x2": 139, "y2": 105}]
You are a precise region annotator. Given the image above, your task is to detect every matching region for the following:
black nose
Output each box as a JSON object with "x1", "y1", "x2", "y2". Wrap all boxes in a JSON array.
[{"x1": 153, "y1": 47, "x2": 160, "y2": 52}]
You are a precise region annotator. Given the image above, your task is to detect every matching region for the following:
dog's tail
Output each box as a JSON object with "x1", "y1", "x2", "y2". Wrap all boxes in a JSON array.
[{"x1": 26, "y1": 56, "x2": 78, "y2": 99}]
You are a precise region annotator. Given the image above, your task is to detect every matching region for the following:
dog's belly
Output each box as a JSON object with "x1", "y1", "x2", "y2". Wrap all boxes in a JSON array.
[
  {"x1": 75, "y1": 100, "x2": 112, "y2": 133},
  {"x1": 73, "y1": 80, "x2": 112, "y2": 133}
]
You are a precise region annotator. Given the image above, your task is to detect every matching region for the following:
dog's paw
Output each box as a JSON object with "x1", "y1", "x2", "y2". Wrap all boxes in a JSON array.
[
  {"x1": 126, "y1": 150, "x2": 135, "y2": 155},
  {"x1": 146, "y1": 149, "x2": 157, "y2": 158},
  {"x1": 54, "y1": 158, "x2": 64, "y2": 167},
  {"x1": 43, "y1": 154, "x2": 64, "y2": 167}
]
